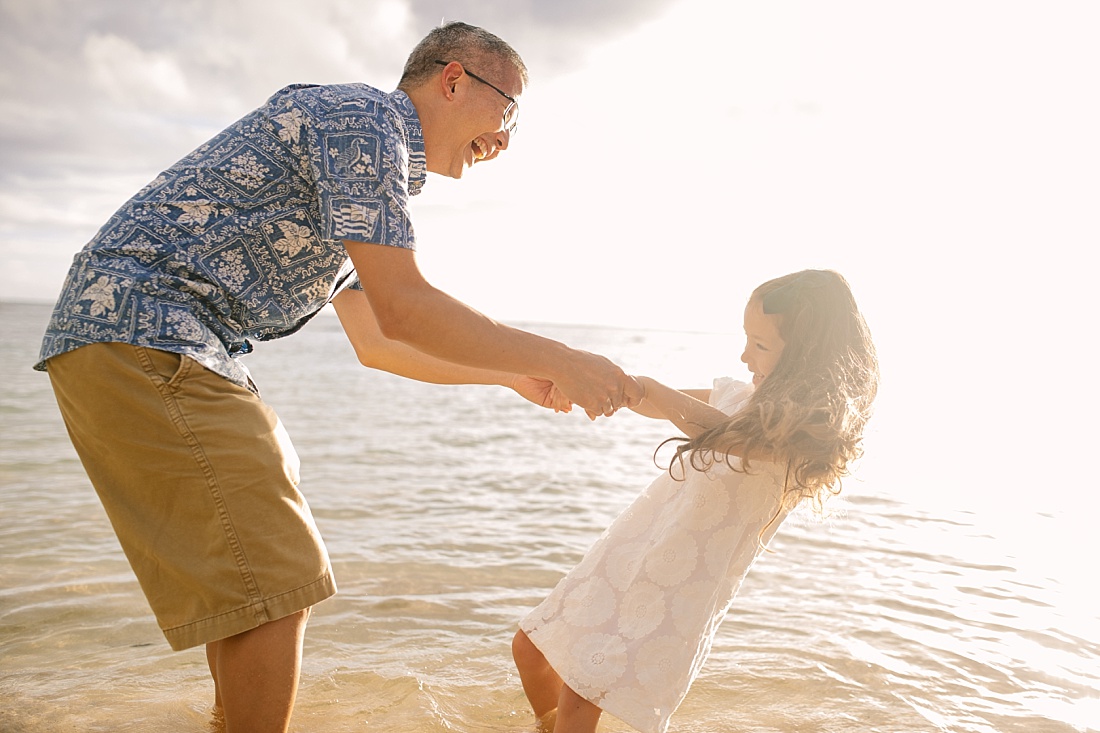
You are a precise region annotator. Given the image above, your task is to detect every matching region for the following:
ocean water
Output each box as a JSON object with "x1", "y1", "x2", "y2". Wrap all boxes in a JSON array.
[{"x1": 1, "y1": 300, "x2": 1096, "y2": 733}]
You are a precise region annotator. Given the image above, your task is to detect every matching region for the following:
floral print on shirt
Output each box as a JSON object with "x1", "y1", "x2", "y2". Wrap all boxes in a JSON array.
[{"x1": 37, "y1": 84, "x2": 426, "y2": 387}]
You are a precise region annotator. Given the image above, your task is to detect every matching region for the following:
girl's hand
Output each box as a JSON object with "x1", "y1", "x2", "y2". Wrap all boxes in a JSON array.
[
  {"x1": 584, "y1": 375, "x2": 646, "y2": 420},
  {"x1": 511, "y1": 375, "x2": 573, "y2": 413}
]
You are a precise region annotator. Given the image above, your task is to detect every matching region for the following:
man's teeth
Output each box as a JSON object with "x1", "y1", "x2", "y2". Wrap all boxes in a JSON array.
[{"x1": 473, "y1": 139, "x2": 487, "y2": 159}]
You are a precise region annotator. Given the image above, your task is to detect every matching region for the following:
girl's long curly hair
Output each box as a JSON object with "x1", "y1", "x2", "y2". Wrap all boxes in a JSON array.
[{"x1": 674, "y1": 269, "x2": 879, "y2": 514}]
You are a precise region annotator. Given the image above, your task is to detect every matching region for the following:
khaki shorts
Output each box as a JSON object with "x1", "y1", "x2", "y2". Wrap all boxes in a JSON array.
[{"x1": 46, "y1": 342, "x2": 337, "y2": 650}]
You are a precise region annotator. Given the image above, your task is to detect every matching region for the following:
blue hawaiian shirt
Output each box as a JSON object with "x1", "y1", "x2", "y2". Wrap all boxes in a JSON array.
[{"x1": 36, "y1": 84, "x2": 426, "y2": 388}]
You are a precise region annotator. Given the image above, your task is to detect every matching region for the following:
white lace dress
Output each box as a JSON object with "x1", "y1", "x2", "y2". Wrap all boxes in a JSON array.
[{"x1": 519, "y1": 378, "x2": 791, "y2": 733}]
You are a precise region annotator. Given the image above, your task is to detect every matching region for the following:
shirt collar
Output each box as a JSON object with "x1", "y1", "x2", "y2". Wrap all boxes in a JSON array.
[{"x1": 389, "y1": 89, "x2": 426, "y2": 197}]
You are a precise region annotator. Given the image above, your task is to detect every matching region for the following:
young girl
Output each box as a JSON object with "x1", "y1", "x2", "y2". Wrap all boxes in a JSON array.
[{"x1": 512, "y1": 269, "x2": 879, "y2": 733}]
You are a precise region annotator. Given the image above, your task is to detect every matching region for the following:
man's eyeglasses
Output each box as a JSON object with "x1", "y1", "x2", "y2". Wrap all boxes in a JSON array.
[{"x1": 434, "y1": 60, "x2": 519, "y2": 135}]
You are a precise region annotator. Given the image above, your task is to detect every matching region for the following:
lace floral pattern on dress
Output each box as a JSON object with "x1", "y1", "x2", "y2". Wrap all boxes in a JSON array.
[{"x1": 521, "y1": 378, "x2": 790, "y2": 733}]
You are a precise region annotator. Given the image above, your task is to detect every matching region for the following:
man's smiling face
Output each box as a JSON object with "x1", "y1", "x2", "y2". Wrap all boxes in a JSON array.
[{"x1": 432, "y1": 61, "x2": 522, "y2": 179}]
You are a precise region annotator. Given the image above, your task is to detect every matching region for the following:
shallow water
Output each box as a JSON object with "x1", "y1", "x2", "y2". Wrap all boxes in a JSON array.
[{"x1": 1, "y1": 301, "x2": 1096, "y2": 732}]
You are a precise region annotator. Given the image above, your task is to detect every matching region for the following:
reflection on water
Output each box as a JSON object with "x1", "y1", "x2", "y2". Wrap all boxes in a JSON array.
[{"x1": 1, "y1": 302, "x2": 1096, "y2": 732}]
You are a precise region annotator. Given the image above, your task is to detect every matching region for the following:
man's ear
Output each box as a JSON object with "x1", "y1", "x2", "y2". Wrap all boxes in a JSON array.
[{"x1": 438, "y1": 61, "x2": 463, "y2": 101}]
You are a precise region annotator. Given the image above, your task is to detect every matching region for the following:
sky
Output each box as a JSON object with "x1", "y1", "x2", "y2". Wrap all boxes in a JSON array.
[{"x1": 2, "y1": 0, "x2": 1099, "y2": 518}]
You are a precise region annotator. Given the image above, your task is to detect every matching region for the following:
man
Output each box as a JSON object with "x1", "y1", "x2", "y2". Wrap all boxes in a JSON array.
[{"x1": 35, "y1": 21, "x2": 640, "y2": 732}]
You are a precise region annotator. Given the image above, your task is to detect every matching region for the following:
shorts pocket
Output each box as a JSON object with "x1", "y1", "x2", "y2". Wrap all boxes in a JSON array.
[{"x1": 137, "y1": 347, "x2": 194, "y2": 391}]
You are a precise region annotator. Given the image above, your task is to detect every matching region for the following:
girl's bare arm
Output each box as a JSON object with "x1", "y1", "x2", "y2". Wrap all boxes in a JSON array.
[{"x1": 630, "y1": 377, "x2": 727, "y2": 438}]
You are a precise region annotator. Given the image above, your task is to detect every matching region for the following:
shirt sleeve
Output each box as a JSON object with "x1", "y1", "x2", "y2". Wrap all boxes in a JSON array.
[{"x1": 305, "y1": 97, "x2": 417, "y2": 251}]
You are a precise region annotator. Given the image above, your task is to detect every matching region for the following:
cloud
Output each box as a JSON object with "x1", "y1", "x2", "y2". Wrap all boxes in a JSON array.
[
  {"x1": 0, "y1": 0, "x2": 676, "y2": 159},
  {"x1": 0, "y1": 0, "x2": 678, "y2": 138},
  {"x1": 83, "y1": 33, "x2": 192, "y2": 105},
  {"x1": 2, "y1": 0, "x2": 1097, "y2": 328},
  {"x1": 397, "y1": 0, "x2": 674, "y2": 74},
  {"x1": 0, "y1": 0, "x2": 681, "y2": 299}
]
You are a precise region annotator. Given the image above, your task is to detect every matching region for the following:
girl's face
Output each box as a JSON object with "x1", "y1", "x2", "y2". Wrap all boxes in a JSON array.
[{"x1": 741, "y1": 297, "x2": 786, "y2": 387}]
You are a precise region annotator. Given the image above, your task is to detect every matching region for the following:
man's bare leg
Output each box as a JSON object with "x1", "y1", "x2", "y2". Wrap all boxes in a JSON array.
[
  {"x1": 205, "y1": 641, "x2": 227, "y2": 732},
  {"x1": 206, "y1": 608, "x2": 311, "y2": 733}
]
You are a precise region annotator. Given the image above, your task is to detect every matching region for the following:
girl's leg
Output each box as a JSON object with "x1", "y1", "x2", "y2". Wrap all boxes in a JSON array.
[
  {"x1": 512, "y1": 630, "x2": 564, "y2": 718},
  {"x1": 554, "y1": 684, "x2": 602, "y2": 733}
]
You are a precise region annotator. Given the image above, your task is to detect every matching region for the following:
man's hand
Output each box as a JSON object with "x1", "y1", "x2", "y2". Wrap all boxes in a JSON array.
[
  {"x1": 554, "y1": 354, "x2": 646, "y2": 420},
  {"x1": 512, "y1": 375, "x2": 573, "y2": 413},
  {"x1": 586, "y1": 374, "x2": 644, "y2": 419}
]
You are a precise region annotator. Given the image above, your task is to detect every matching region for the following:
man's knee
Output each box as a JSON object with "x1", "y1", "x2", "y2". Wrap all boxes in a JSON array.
[{"x1": 273, "y1": 607, "x2": 311, "y2": 633}]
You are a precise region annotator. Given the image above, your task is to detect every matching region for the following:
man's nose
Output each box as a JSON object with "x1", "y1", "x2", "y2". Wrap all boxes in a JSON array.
[{"x1": 477, "y1": 131, "x2": 509, "y2": 163}]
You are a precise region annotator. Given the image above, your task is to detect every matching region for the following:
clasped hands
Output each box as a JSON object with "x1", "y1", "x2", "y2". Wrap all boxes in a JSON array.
[{"x1": 511, "y1": 375, "x2": 645, "y2": 420}]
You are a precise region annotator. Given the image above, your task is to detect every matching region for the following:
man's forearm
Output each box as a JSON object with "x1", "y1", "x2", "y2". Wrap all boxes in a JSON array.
[
  {"x1": 333, "y1": 288, "x2": 527, "y2": 386},
  {"x1": 345, "y1": 240, "x2": 638, "y2": 413}
]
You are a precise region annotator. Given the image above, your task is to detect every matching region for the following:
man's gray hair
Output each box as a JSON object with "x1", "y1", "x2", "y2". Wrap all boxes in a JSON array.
[{"x1": 398, "y1": 21, "x2": 528, "y2": 91}]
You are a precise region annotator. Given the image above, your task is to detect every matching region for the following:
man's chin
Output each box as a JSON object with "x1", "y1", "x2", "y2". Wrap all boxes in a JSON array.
[
  {"x1": 425, "y1": 159, "x2": 465, "y2": 179},
  {"x1": 448, "y1": 160, "x2": 470, "y2": 179},
  {"x1": 431, "y1": 167, "x2": 463, "y2": 180}
]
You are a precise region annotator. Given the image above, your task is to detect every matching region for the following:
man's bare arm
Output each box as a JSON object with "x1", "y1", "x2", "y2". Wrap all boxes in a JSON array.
[
  {"x1": 332, "y1": 288, "x2": 571, "y2": 411},
  {"x1": 343, "y1": 240, "x2": 641, "y2": 414}
]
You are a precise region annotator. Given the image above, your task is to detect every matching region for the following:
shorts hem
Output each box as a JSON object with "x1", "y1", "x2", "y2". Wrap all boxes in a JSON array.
[{"x1": 162, "y1": 572, "x2": 338, "y2": 651}]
